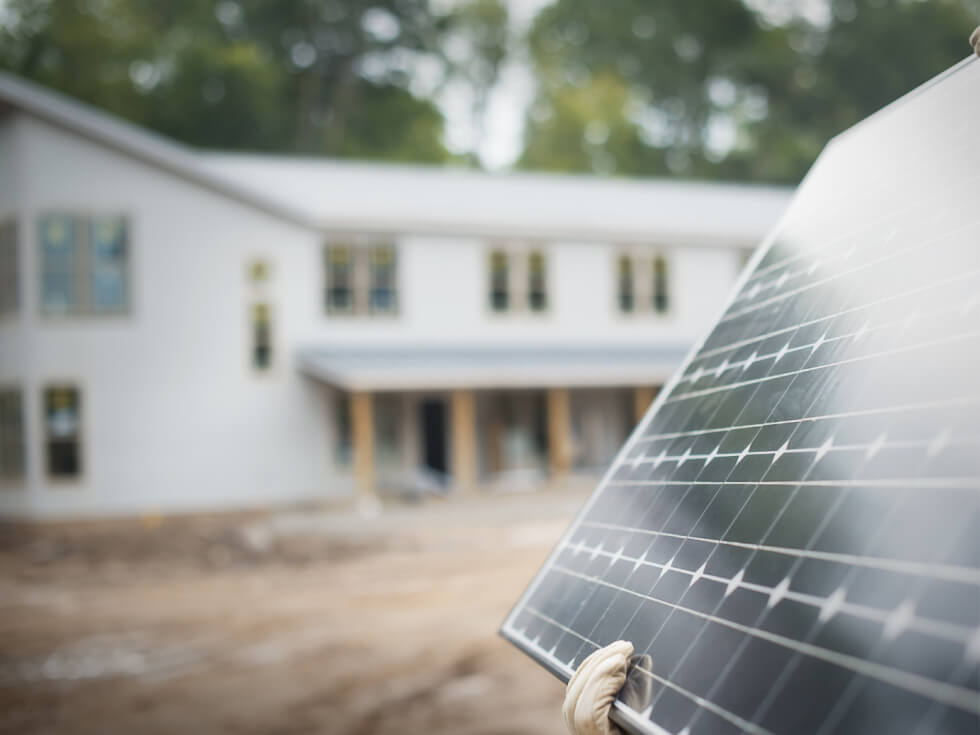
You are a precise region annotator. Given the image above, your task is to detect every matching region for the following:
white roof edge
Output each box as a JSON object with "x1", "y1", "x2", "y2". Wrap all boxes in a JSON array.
[{"x1": 0, "y1": 71, "x2": 317, "y2": 228}]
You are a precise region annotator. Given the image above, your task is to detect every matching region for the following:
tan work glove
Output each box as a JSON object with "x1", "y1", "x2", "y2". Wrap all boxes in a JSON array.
[{"x1": 562, "y1": 640, "x2": 634, "y2": 735}]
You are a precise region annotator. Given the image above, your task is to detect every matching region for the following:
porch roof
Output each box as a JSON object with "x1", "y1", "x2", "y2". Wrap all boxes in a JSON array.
[{"x1": 296, "y1": 343, "x2": 690, "y2": 392}]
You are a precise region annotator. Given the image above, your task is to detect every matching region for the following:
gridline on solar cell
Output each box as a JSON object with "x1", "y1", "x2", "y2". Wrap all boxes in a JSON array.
[{"x1": 502, "y1": 58, "x2": 980, "y2": 735}]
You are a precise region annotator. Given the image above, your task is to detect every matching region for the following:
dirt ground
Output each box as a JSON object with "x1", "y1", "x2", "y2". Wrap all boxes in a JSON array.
[{"x1": 0, "y1": 491, "x2": 590, "y2": 735}]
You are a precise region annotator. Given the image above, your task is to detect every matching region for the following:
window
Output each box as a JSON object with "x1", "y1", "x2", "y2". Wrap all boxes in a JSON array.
[
  {"x1": 335, "y1": 392, "x2": 352, "y2": 466},
  {"x1": 40, "y1": 214, "x2": 129, "y2": 316},
  {"x1": 325, "y1": 242, "x2": 397, "y2": 316},
  {"x1": 617, "y1": 255, "x2": 634, "y2": 313},
  {"x1": 653, "y1": 255, "x2": 669, "y2": 313},
  {"x1": 249, "y1": 259, "x2": 270, "y2": 283},
  {"x1": 44, "y1": 385, "x2": 81, "y2": 479},
  {"x1": 369, "y1": 246, "x2": 397, "y2": 314},
  {"x1": 40, "y1": 215, "x2": 78, "y2": 315},
  {"x1": 325, "y1": 245, "x2": 354, "y2": 314},
  {"x1": 0, "y1": 388, "x2": 24, "y2": 482},
  {"x1": 252, "y1": 303, "x2": 272, "y2": 370},
  {"x1": 489, "y1": 250, "x2": 509, "y2": 312},
  {"x1": 0, "y1": 220, "x2": 18, "y2": 317},
  {"x1": 89, "y1": 216, "x2": 129, "y2": 313},
  {"x1": 528, "y1": 251, "x2": 547, "y2": 312}
]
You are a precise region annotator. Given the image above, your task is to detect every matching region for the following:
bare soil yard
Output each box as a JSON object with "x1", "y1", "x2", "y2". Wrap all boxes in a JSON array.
[{"x1": 0, "y1": 492, "x2": 588, "y2": 735}]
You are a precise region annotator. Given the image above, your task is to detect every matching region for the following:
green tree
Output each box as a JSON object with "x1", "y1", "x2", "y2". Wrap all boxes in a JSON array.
[
  {"x1": 0, "y1": 0, "x2": 507, "y2": 162},
  {"x1": 520, "y1": 0, "x2": 976, "y2": 182}
]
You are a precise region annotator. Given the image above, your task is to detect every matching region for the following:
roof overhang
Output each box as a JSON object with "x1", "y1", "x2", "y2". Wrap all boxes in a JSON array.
[{"x1": 296, "y1": 344, "x2": 690, "y2": 392}]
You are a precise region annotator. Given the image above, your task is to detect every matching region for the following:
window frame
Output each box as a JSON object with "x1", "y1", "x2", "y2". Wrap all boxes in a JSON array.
[
  {"x1": 653, "y1": 254, "x2": 670, "y2": 314},
  {"x1": 527, "y1": 250, "x2": 548, "y2": 313},
  {"x1": 38, "y1": 212, "x2": 131, "y2": 319},
  {"x1": 42, "y1": 383, "x2": 84, "y2": 484},
  {"x1": 368, "y1": 244, "x2": 398, "y2": 316},
  {"x1": 487, "y1": 245, "x2": 549, "y2": 316},
  {"x1": 324, "y1": 240, "x2": 398, "y2": 318},
  {"x1": 250, "y1": 302, "x2": 274, "y2": 372},
  {"x1": 615, "y1": 248, "x2": 672, "y2": 318},
  {"x1": 617, "y1": 254, "x2": 635, "y2": 314},
  {"x1": 489, "y1": 249, "x2": 510, "y2": 313}
]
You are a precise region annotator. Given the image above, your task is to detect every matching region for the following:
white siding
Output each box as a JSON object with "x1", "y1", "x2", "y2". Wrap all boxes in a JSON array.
[
  {"x1": 0, "y1": 115, "x2": 345, "y2": 518},
  {"x1": 0, "y1": 111, "x2": 774, "y2": 519}
]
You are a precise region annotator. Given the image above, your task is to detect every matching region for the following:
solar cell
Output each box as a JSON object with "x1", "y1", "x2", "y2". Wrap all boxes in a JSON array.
[{"x1": 501, "y1": 57, "x2": 980, "y2": 735}]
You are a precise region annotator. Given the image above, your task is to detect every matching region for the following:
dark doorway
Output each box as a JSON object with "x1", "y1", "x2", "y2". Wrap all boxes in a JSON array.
[{"x1": 419, "y1": 399, "x2": 447, "y2": 474}]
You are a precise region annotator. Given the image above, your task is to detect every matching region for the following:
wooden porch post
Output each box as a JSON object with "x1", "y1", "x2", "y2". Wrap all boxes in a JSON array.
[
  {"x1": 450, "y1": 389, "x2": 478, "y2": 496},
  {"x1": 547, "y1": 387, "x2": 571, "y2": 481},
  {"x1": 351, "y1": 391, "x2": 376, "y2": 502},
  {"x1": 634, "y1": 386, "x2": 658, "y2": 424}
]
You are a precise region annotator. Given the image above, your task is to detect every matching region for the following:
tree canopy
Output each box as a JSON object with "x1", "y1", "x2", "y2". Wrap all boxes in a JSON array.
[
  {"x1": 1, "y1": 0, "x2": 975, "y2": 181},
  {"x1": 0, "y1": 0, "x2": 506, "y2": 162},
  {"x1": 520, "y1": 0, "x2": 976, "y2": 182}
]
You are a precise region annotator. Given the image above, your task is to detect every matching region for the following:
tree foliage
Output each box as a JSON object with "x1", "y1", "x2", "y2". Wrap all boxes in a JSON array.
[
  {"x1": 521, "y1": 0, "x2": 976, "y2": 182},
  {"x1": 0, "y1": 0, "x2": 974, "y2": 179},
  {"x1": 0, "y1": 0, "x2": 508, "y2": 162}
]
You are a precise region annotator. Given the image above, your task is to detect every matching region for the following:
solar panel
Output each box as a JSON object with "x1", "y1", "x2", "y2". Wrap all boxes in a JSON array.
[{"x1": 502, "y1": 58, "x2": 980, "y2": 735}]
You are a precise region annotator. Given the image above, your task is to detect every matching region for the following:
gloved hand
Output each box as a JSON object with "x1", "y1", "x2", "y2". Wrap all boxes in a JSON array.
[{"x1": 562, "y1": 640, "x2": 634, "y2": 735}]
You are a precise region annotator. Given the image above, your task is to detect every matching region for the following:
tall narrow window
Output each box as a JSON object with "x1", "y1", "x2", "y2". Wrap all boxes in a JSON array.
[
  {"x1": 325, "y1": 245, "x2": 354, "y2": 314},
  {"x1": 0, "y1": 220, "x2": 18, "y2": 317},
  {"x1": 653, "y1": 255, "x2": 669, "y2": 314},
  {"x1": 617, "y1": 255, "x2": 634, "y2": 313},
  {"x1": 335, "y1": 392, "x2": 352, "y2": 466},
  {"x1": 369, "y1": 245, "x2": 397, "y2": 314},
  {"x1": 252, "y1": 303, "x2": 272, "y2": 370},
  {"x1": 44, "y1": 385, "x2": 81, "y2": 479},
  {"x1": 0, "y1": 388, "x2": 24, "y2": 482},
  {"x1": 89, "y1": 216, "x2": 129, "y2": 313},
  {"x1": 528, "y1": 251, "x2": 547, "y2": 312},
  {"x1": 40, "y1": 215, "x2": 79, "y2": 315},
  {"x1": 490, "y1": 250, "x2": 509, "y2": 312}
]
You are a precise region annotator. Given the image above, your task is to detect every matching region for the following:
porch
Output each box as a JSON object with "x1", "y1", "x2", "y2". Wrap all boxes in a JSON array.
[{"x1": 297, "y1": 344, "x2": 686, "y2": 500}]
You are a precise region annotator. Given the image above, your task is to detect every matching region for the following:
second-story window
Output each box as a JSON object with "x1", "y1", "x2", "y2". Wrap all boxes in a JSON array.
[
  {"x1": 617, "y1": 251, "x2": 670, "y2": 316},
  {"x1": 653, "y1": 255, "x2": 669, "y2": 314},
  {"x1": 617, "y1": 255, "x2": 634, "y2": 313},
  {"x1": 489, "y1": 247, "x2": 548, "y2": 314},
  {"x1": 326, "y1": 244, "x2": 354, "y2": 314},
  {"x1": 369, "y1": 245, "x2": 397, "y2": 315},
  {"x1": 490, "y1": 250, "x2": 509, "y2": 312},
  {"x1": 0, "y1": 219, "x2": 19, "y2": 318},
  {"x1": 325, "y1": 242, "x2": 397, "y2": 317},
  {"x1": 528, "y1": 251, "x2": 547, "y2": 312},
  {"x1": 89, "y1": 216, "x2": 129, "y2": 313},
  {"x1": 40, "y1": 214, "x2": 129, "y2": 317}
]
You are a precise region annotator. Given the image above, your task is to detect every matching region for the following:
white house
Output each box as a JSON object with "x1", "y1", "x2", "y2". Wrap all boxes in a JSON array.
[{"x1": 0, "y1": 72, "x2": 792, "y2": 519}]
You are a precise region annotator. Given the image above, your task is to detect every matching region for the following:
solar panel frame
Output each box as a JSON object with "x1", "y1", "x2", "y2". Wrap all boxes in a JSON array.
[{"x1": 501, "y1": 55, "x2": 980, "y2": 735}]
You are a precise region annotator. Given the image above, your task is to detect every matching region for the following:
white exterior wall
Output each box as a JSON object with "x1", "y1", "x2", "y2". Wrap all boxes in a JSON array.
[
  {"x1": 316, "y1": 237, "x2": 742, "y2": 347},
  {"x1": 0, "y1": 111, "x2": 763, "y2": 520},
  {"x1": 0, "y1": 116, "x2": 347, "y2": 518}
]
